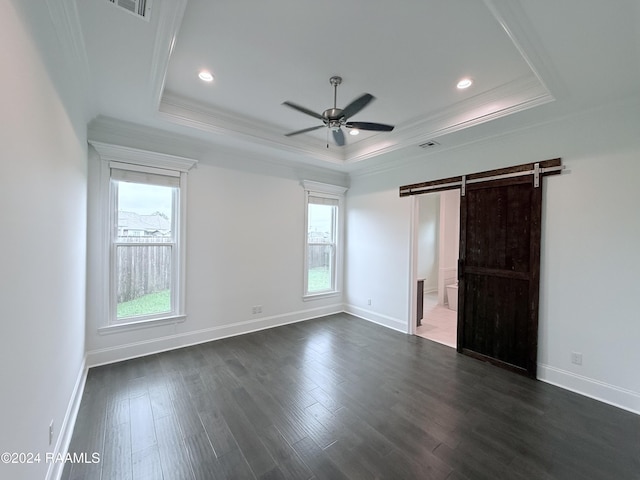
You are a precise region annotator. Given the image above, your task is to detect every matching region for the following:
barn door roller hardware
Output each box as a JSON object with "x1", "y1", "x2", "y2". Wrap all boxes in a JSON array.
[{"x1": 399, "y1": 159, "x2": 564, "y2": 197}]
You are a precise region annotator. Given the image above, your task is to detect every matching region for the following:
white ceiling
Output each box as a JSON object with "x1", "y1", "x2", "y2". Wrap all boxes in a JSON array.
[{"x1": 71, "y1": 0, "x2": 640, "y2": 172}]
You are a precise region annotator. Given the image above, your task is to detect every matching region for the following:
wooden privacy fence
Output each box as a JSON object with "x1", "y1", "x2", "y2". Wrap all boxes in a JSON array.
[
  {"x1": 116, "y1": 237, "x2": 331, "y2": 303},
  {"x1": 116, "y1": 237, "x2": 171, "y2": 303},
  {"x1": 308, "y1": 243, "x2": 333, "y2": 269}
]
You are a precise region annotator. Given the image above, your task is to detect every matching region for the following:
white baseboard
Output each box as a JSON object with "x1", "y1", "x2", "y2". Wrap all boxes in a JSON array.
[
  {"x1": 86, "y1": 304, "x2": 343, "y2": 367},
  {"x1": 343, "y1": 304, "x2": 407, "y2": 333},
  {"x1": 538, "y1": 363, "x2": 640, "y2": 415},
  {"x1": 47, "y1": 356, "x2": 88, "y2": 480}
]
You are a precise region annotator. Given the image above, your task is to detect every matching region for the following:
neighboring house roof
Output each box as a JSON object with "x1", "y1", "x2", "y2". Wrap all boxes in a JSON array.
[
  {"x1": 118, "y1": 211, "x2": 171, "y2": 233},
  {"x1": 308, "y1": 231, "x2": 330, "y2": 242}
]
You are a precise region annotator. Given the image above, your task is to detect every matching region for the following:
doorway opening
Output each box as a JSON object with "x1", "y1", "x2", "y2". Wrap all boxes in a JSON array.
[{"x1": 414, "y1": 189, "x2": 460, "y2": 348}]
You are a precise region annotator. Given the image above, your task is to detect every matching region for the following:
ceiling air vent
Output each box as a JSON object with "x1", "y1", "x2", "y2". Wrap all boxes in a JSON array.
[
  {"x1": 419, "y1": 140, "x2": 440, "y2": 149},
  {"x1": 108, "y1": 0, "x2": 152, "y2": 21}
]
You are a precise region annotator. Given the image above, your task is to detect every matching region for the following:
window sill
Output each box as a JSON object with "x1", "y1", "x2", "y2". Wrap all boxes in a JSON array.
[
  {"x1": 98, "y1": 314, "x2": 186, "y2": 335},
  {"x1": 303, "y1": 291, "x2": 341, "y2": 302}
]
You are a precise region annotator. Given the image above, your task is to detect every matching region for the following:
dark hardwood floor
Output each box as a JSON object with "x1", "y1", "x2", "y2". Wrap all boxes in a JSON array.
[{"x1": 62, "y1": 314, "x2": 640, "y2": 480}]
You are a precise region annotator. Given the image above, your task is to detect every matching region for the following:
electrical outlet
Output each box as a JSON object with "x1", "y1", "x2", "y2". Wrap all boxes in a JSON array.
[
  {"x1": 367, "y1": 299, "x2": 372, "y2": 306},
  {"x1": 49, "y1": 420, "x2": 54, "y2": 446},
  {"x1": 571, "y1": 352, "x2": 583, "y2": 365},
  {"x1": 252, "y1": 305, "x2": 262, "y2": 314}
]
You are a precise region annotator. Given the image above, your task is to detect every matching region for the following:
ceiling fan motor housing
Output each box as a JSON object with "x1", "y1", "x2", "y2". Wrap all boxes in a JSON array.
[{"x1": 323, "y1": 108, "x2": 345, "y2": 130}]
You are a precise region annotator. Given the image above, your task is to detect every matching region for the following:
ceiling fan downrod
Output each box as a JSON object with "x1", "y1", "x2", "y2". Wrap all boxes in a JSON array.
[
  {"x1": 330, "y1": 76, "x2": 342, "y2": 109},
  {"x1": 324, "y1": 76, "x2": 344, "y2": 130}
]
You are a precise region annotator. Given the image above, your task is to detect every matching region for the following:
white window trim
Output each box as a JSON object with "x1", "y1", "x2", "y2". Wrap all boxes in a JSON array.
[
  {"x1": 302, "y1": 180, "x2": 347, "y2": 300},
  {"x1": 90, "y1": 142, "x2": 197, "y2": 334}
]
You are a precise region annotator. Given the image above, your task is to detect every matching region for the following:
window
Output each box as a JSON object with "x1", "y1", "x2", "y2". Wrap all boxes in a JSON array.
[
  {"x1": 111, "y1": 172, "x2": 177, "y2": 322},
  {"x1": 303, "y1": 181, "x2": 347, "y2": 298},
  {"x1": 91, "y1": 142, "x2": 196, "y2": 332}
]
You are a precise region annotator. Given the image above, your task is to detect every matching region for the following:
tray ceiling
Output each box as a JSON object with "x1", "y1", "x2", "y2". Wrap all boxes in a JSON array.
[{"x1": 70, "y1": 0, "x2": 640, "y2": 171}]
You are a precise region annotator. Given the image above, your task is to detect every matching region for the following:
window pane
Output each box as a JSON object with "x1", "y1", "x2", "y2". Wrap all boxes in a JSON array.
[
  {"x1": 307, "y1": 203, "x2": 336, "y2": 293},
  {"x1": 307, "y1": 244, "x2": 334, "y2": 292},
  {"x1": 116, "y1": 182, "x2": 174, "y2": 240},
  {"x1": 308, "y1": 204, "x2": 335, "y2": 243},
  {"x1": 116, "y1": 245, "x2": 172, "y2": 319}
]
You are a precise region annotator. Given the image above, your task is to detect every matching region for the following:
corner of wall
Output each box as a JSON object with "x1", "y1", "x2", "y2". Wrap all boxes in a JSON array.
[{"x1": 343, "y1": 304, "x2": 407, "y2": 333}]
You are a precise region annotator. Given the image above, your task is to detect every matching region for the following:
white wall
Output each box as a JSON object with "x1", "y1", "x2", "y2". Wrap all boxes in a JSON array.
[
  {"x1": 85, "y1": 152, "x2": 348, "y2": 365},
  {"x1": 417, "y1": 194, "x2": 439, "y2": 292},
  {"x1": 540, "y1": 148, "x2": 640, "y2": 410},
  {"x1": 345, "y1": 97, "x2": 640, "y2": 414},
  {"x1": 344, "y1": 186, "x2": 412, "y2": 331},
  {"x1": 0, "y1": 2, "x2": 88, "y2": 479},
  {"x1": 438, "y1": 190, "x2": 460, "y2": 305}
]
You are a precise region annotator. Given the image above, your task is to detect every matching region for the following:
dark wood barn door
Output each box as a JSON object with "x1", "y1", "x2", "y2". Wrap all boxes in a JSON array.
[
  {"x1": 457, "y1": 176, "x2": 542, "y2": 377},
  {"x1": 400, "y1": 159, "x2": 562, "y2": 378}
]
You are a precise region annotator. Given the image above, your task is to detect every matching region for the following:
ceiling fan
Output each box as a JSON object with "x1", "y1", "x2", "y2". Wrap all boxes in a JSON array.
[{"x1": 283, "y1": 76, "x2": 394, "y2": 147}]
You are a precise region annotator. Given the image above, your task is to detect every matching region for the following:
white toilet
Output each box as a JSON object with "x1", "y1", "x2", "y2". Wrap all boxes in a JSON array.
[{"x1": 446, "y1": 282, "x2": 458, "y2": 311}]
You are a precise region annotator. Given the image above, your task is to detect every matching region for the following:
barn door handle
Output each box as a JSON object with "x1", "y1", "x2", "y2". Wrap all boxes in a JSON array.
[{"x1": 458, "y1": 258, "x2": 464, "y2": 281}]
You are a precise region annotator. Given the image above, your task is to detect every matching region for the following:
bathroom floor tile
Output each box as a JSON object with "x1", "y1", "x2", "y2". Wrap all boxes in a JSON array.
[{"x1": 417, "y1": 293, "x2": 457, "y2": 348}]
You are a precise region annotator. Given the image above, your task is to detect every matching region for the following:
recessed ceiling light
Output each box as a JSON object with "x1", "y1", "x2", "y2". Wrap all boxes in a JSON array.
[
  {"x1": 349, "y1": 128, "x2": 360, "y2": 136},
  {"x1": 457, "y1": 78, "x2": 473, "y2": 89},
  {"x1": 198, "y1": 70, "x2": 214, "y2": 82}
]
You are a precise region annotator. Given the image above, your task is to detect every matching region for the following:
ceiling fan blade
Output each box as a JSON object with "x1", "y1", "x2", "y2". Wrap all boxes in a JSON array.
[
  {"x1": 333, "y1": 128, "x2": 345, "y2": 146},
  {"x1": 346, "y1": 121, "x2": 395, "y2": 132},
  {"x1": 342, "y1": 93, "x2": 374, "y2": 120},
  {"x1": 284, "y1": 125, "x2": 325, "y2": 137},
  {"x1": 282, "y1": 101, "x2": 324, "y2": 120}
]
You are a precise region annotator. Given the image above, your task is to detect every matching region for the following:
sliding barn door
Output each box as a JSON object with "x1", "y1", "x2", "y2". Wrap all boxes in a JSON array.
[{"x1": 457, "y1": 176, "x2": 542, "y2": 378}]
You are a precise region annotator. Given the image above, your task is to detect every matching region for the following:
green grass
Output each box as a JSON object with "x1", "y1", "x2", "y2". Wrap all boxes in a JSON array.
[
  {"x1": 308, "y1": 266, "x2": 332, "y2": 292},
  {"x1": 117, "y1": 270, "x2": 333, "y2": 318},
  {"x1": 117, "y1": 289, "x2": 171, "y2": 318}
]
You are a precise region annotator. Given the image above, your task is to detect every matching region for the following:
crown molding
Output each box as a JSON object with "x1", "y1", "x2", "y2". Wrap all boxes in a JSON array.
[
  {"x1": 87, "y1": 116, "x2": 350, "y2": 182},
  {"x1": 45, "y1": 0, "x2": 90, "y2": 83},
  {"x1": 45, "y1": 0, "x2": 92, "y2": 114},
  {"x1": 344, "y1": 74, "x2": 554, "y2": 165},
  {"x1": 159, "y1": 72, "x2": 553, "y2": 168},
  {"x1": 148, "y1": 0, "x2": 188, "y2": 111},
  {"x1": 483, "y1": 0, "x2": 566, "y2": 100},
  {"x1": 349, "y1": 90, "x2": 640, "y2": 180},
  {"x1": 88, "y1": 115, "x2": 210, "y2": 160},
  {"x1": 158, "y1": 92, "x2": 344, "y2": 166}
]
